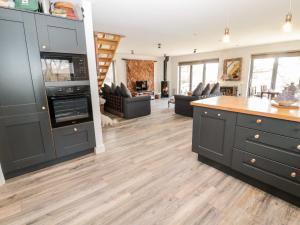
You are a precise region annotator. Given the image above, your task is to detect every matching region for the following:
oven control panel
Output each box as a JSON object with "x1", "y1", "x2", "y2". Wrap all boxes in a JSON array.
[{"x1": 46, "y1": 85, "x2": 91, "y2": 97}]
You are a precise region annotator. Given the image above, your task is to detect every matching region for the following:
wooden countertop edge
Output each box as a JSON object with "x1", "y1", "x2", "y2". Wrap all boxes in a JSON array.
[{"x1": 191, "y1": 102, "x2": 300, "y2": 123}]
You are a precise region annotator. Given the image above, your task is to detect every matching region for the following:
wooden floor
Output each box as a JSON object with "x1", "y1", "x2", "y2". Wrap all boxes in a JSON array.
[{"x1": 0, "y1": 99, "x2": 299, "y2": 225}]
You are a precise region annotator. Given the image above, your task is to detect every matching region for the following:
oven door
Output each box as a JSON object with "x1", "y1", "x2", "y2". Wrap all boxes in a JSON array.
[{"x1": 48, "y1": 94, "x2": 93, "y2": 128}]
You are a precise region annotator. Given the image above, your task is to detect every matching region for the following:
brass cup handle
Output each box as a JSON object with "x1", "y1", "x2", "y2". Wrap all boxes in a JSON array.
[
  {"x1": 254, "y1": 134, "x2": 260, "y2": 139},
  {"x1": 256, "y1": 119, "x2": 262, "y2": 124},
  {"x1": 291, "y1": 172, "x2": 297, "y2": 178},
  {"x1": 250, "y1": 158, "x2": 256, "y2": 164},
  {"x1": 297, "y1": 145, "x2": 300, "y2": 150}
]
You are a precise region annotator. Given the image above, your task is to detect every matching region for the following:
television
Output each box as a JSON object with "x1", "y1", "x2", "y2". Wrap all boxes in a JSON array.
[{"x1": 136, "y1": 81, "x2": 148, "y2": 91}]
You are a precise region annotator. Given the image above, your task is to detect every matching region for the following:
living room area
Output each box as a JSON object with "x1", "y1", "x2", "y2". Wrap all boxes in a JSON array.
[{"x1": 1, "y1": 0, "x2": 300, "y2": 224}]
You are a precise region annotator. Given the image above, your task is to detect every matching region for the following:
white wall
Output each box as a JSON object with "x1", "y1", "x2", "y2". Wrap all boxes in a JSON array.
[
  {"x1": 169, "y1": 40, "x2": 300, "y2": 97},
  {"x1": 83, "y1": 0, "x2": 105, "y2": 154},
  {"x1": 113, "y1": 53, "x2": 164, "y2": 92}
]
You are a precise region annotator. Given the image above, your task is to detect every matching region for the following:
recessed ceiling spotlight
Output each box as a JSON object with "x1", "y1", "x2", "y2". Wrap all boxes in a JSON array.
[
  {"x1": 283, "y1": 0, "x2": 293, "y2": 32},
  {"x1": 193, "y1": 49, "x2": 197, "y2": 53},
  {"x1": 131, "y1": 50, "x2": 134, "y2": 54},
  {"x1": 158, "y1": 43, "x2": 161, "y2": 49}
]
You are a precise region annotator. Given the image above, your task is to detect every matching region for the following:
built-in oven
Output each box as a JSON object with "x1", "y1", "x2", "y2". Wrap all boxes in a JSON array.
[
  {"x1": 41, "y1": 52, "x2": 89, "y2": 83},
  {"x1": 46, "y1": 85, "x2": 93, "y2": 128}
]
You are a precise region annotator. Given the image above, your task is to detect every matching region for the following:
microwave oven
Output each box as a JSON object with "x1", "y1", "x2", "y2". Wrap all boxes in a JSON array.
[{"x1": 41, "y1": 52, "x2": 89, "y2": 83}]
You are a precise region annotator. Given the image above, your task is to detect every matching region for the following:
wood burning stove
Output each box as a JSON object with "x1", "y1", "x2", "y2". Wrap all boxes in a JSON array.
[{"x1": 161, "y1": 56, "x2": 169, "y2": 98}]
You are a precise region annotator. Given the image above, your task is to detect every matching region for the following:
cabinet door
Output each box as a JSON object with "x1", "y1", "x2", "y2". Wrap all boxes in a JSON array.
[
  {"x1": 35, "y1": 14, "x2": 86, "y2": 54},
  {"x1": 192, "y1": 107, "x2": 237, "y2": 166},
  {"x1": 0, "y1": 112, "x2": 55, "y2": 175},
  {"x1": 0, "y1": 8, "x2": 48, "y2": 117},
  {"x1": 52, "y1": 122, "x2": 95, "y2": 158}
]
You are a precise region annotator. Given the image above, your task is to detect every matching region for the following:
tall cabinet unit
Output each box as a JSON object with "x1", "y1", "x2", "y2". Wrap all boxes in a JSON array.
[{"x1": 0, "y1": 8, "x2": 55, "y2": 175}]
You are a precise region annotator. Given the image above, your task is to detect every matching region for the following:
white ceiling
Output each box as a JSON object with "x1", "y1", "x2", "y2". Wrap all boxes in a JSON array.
[{"x1": 91, "y1": 0, "x2": 300, "y2": 56}]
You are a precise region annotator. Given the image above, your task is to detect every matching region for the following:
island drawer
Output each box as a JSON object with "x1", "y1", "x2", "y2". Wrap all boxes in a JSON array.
[
  {"x1": 237, "y1": 113, "x2": 300, "y2": 139},
  {"x1": 232, "y1": 149, "x2": 300, "y2": 198},
  {"x1": 235, "y1": 126, "x2": 300, "y2": 168}
]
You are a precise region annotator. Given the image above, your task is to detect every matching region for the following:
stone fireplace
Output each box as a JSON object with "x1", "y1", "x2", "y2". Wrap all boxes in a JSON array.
[{"x1": 220, "y1": 86, "x2": 239, "y2": 96}]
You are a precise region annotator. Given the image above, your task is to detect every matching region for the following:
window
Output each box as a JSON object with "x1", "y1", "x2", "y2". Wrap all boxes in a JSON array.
[
  {"x1": 178, "y1": 59, "x2": 219, "y2": 94},
  {"x1": 249, "y1": 53, "x2": 300, "y2": 95},
  {"x1": 104, "y1": 61, "x2": 115, "y2": 86}
]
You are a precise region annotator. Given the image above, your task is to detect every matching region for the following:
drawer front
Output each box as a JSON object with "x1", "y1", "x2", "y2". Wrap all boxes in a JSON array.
[
  {"x1": 237, "y1": 113, "x2": 300, "y2": 139},
  {"x1": 235, "y1": 126, "x2": 300, "y2": 168},
  {"x1": 53, "y1": 122, "x2": 96, "y2": 158},
  {"x1": 232, "y1": 149, "x2": 300, "y2": 198}
]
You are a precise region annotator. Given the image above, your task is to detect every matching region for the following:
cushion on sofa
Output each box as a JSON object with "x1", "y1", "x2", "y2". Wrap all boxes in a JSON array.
[
  {"x1": 115, "y1": 85, "x2": 122, "y2": 96},
  {"x1": 120, "y1": 82, "x2": 132, "y2": 98},
  {"x1": 111, "y1": 83, "x2": 116, "y2": 94},
  {"x1": 103, "y1": 84, "x2": 111, "y2": 95},
  {"x1": 201, "y1": 83, "x2": 211, "y2": 95},
  {"x1": 192, "y1": 82, "x2": 204, "y2": 96},
  {"x1": 210, "y1": 82, "x2": 220, "y2": 94}
]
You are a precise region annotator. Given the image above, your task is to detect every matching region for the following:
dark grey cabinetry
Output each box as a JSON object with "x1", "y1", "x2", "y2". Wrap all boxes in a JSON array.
[
  {"x1": 192, "y1": 107, "x2": 237, "y2": 166},
  {"x1": 52, "y1": 122, "x2": 95, "y2": 158},
  {"x1": 193, "y1": 107, "x2": 300, "y2": 199},
  {"x1": 35, "y1": 14, "x2": 86, "y2": 54},
  {"x1": 0, "y1": 8, "x2": 55, "y2": 175},
  {"x1": 0, "y1": 112, "x2": 55, "y2": 174},
  {"x1": 0, "y1": 8, "x2": 48, "y2": 116}
]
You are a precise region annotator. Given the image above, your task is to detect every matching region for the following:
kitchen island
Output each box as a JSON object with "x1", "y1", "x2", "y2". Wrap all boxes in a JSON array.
[{"x1": 191, "y1": 96, "x2": 300, "y2": 203}]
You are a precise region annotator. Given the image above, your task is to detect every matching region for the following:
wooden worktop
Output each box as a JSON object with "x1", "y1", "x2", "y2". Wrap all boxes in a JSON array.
[{"x1": 191, "y1": 96, "x2": 300, "y2": 122}]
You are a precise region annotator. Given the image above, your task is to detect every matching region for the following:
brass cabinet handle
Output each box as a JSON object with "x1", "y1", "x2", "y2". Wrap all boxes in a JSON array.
[
  {"x1": 42, "y1": 106, "x2": 46, "y2": 110},
  {"x1": 204, "y1": 111, "x2": 208, "y2": 114},
  {"x1": 256, "y1": 119, "x2": 262, "y2": 124},
  {"x1": 217, "y1": 113, "x2": 221, "y2": 117},
  {"x1": 42, "y1": 45, "x2": 47, "y2": 49},
  {"x1": 291, "y1": 172, "x2": 297, "y2": 178},
  {"x1": 74, "y1": 128, "x2": 78, "y2": 132},
  {"x1": 250, "y1": 158, "x2": 256, "y2": 164},
  {"x1": 297, "y1": 145, "x2": 300, "y2": 150},
  {"x1": 254, "y1": 134, "x2": 260, "y2": 139}
]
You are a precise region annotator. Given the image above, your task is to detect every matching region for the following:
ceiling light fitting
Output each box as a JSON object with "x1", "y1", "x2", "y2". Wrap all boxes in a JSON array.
[
  {"x1": 223, "y1": 27, "x2": 230, "y2": 43},
  {"x1": 283, "y1": 0, "x2": 293, "y2": 32}
]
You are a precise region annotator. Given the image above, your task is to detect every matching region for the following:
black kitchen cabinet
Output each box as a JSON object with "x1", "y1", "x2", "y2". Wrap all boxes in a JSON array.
[
  {"x1": 0, "y1": 8, "x2": 48, "y2": 116},
  {"x1": 192, "y1": 107, "x2": 237, "y2": 166},
  {"x1": 0, "y1": 112, "x2": 55, "y2": 175},
  {"x1": 52, "y1": 122, "x2": 96, "y2": 158},
  {"x1": 35, "y1": 14, "x2": 86, "y2": 54}
]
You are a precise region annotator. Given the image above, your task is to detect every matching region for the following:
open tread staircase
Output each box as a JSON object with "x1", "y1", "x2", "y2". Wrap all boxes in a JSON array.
[{"x1": 94, "y1": 32, "x2": 122, "y2": 90}]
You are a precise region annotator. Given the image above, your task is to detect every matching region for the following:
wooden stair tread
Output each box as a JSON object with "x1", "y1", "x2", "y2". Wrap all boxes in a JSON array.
[{"x1": 94, "y1": 31, "x2": 122, "y2": 89}]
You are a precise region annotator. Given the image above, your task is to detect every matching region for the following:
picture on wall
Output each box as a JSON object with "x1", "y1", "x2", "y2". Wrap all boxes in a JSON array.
[{"x1": 222, "y1": 58, "x2": 242, "y2": 81}]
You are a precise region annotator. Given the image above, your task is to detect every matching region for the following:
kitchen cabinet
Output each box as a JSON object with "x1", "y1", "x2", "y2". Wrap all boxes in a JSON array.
[
  {"x1": 0, "y1": 112, "x2": 55, "y2": 175},
  {"x1": 192, "y1": 107, "x2": 237, "y2": 166},
  {"x1": 0, "y1": 8, "x2": 48, "y2": 117},
  {"x1": 35, "y1": 14, "x2": 86, "y2": 54},
  {"x1": 192, "y1": 96, "x2": 300, "y2": 201},
  {"x1": 0, "y1": 8, "x2": 55, "y2": 176},
  {"x1": 52, "y1": 122, "x2": 96, "y2": 158}
]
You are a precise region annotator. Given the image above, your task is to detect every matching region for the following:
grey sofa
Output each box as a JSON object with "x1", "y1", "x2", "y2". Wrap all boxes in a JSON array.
[
  {"x1": 174, "y1": 94, "x2": 220, "y2": 117},
  {"x1": 123, "y1": 96, "x2": 151, "y2": 119},
  {"x1": 104, "y1": 93, "x2": 151, "y2": 119}
]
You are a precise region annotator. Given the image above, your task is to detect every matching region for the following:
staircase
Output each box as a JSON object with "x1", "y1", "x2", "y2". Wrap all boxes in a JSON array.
[{"x1": 94, "y1": 32, "x2": 122, "y2": 90}]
